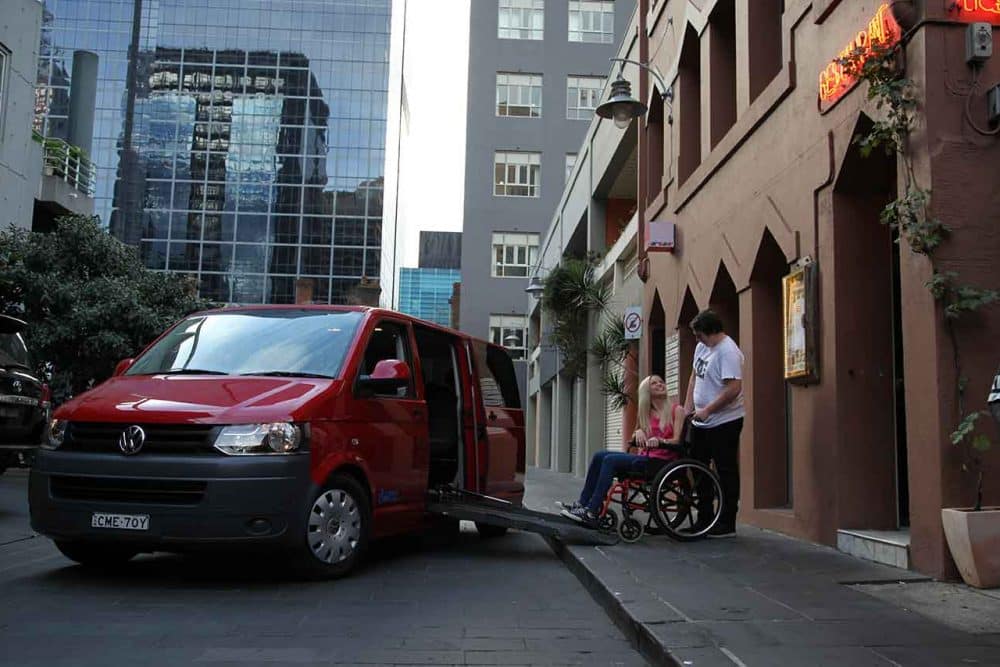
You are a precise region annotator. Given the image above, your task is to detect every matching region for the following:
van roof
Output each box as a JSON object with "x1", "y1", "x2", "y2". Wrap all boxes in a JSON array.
[{"x1": 193, "y1": 304, "x2": 501, "y2": 350}]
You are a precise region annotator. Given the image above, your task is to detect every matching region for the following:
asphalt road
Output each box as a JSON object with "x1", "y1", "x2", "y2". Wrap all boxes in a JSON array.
[{"x1": 0, "y1": 470, "x2": 647, "y2": 667}]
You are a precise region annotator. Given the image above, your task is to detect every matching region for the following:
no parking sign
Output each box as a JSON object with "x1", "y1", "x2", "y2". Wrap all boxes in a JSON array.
[{"x1": 623, "y1": 306, "x2": 643, "y2": 340}]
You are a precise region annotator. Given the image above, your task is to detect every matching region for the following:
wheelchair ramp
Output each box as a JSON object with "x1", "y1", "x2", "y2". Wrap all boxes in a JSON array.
[{"x1": 427, "y1": 488, "x2": 618, "y2": 546}]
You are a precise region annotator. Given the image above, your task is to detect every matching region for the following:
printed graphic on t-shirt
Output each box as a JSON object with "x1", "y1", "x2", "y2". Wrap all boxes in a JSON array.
[{"x1": 694, "y1": 357, "x2": 708, "y2": 379}]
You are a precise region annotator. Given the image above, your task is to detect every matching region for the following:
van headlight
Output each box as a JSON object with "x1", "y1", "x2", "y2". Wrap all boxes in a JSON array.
[
  {"x1": 43, "y1": 419, "x2": 66, "y2": 450},
  {"x1": 213, "y1": 423, "x2": 304, "y2": 455}
]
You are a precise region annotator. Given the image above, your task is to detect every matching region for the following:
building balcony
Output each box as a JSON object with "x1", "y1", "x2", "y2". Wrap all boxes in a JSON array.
[{"x1": 34, "y1": 133, "x2": 95, "y2": 224}]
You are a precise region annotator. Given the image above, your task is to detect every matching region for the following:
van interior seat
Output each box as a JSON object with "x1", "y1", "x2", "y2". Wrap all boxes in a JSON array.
[{"x1": 425, "y1": 381, "x2": 459, "y2": 485}]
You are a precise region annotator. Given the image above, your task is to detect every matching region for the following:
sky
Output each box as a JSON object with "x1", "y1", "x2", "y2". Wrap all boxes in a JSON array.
[{"x1": 386, "y1": 0, "x2": 471, "y2": 269}]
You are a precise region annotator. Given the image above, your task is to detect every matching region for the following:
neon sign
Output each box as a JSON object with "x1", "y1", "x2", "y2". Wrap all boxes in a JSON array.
[
  {"x1": 949, "y1": 1, "x2": 1000, "y2": 25},
  {"x1": 818, "y1": 4, "x2": 902, "y2": 108}
]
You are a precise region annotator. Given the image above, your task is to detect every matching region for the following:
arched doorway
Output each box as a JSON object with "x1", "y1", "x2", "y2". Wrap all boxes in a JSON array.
[
  {"x1": 709, "y1": 262, "x2": 740, "y2": 345},
  {"x1": 649, "y1": 289, "x2": 666, "y2": 379},
  {"x1": 749, "y1": 228, "x2": 791, "y2": 508},
  {"x1": 832, "y1": 114, "x2": 908, "y2": 529},
  {"x1": 677, "y1": 288, "x2": 700, "y2": 404}
]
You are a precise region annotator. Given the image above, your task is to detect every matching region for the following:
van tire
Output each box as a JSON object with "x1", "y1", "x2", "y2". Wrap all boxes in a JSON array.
[
  {"x1": 295, "y1": 474, "x2": 371, "y2": 579},
  {"x1": 55, "y1": 541, "x2": 139, "y2": 567},
  {"x1": 474, "y1": 522, "x2": 508, "y2": 538}
]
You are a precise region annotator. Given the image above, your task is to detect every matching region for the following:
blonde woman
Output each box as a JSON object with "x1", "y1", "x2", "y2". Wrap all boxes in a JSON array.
[{"x1": 560, "y1": 375, "x2": 686, "y2": 528}]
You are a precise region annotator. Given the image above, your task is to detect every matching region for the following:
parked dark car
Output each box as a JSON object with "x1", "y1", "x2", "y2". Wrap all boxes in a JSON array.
[{"x1": 0, "y1": 315, "x2": 50, "y2": 474}]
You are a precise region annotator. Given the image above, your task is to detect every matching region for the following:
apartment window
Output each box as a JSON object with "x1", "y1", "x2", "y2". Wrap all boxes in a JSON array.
[
  {"x1": 568, "y1": 1, "x2": 615, "y2": 43},
  {"x1": 499, "y1": 0, "x2": 544, "y2": 40},
  {"x1": 494, "y1": 151, "x2": 541, "y2": 197},
  {"x1": 492, "y1": 232, "x2": 539, "y2": 278},
  {"x1": 565, "y1": 153, "x2": 577, "y2": 182},
  {"x1": 496, "y1": 72, "x2": 543, "y2": 118},
  {"x1": 567, "y1": 76, "x2": 605, "y2": 119},
  {"x1": 490, "y1": 314, "x2": 529, "y2": 360}
]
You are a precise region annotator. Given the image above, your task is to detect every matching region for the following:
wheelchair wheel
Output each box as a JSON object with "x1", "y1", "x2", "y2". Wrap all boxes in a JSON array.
[
  {"x1": 618, "y1": 516, "x2": 644, "y2": 543},
  {"x1": 598, "y1": 510, "x2": 618, "y2": 531},
  {"x1": 650, "y1": 459, "x2": 723, "y2": 541}
]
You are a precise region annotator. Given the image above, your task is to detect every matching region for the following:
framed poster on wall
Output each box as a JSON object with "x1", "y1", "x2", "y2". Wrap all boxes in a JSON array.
[{"x1": 783, "y1": 261, "x2": 819, "y2": 384}]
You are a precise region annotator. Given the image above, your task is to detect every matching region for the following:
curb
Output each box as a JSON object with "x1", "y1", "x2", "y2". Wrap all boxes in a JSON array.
[{"x1": 544, "y1": 536, "x2": 680, "y2": 667}]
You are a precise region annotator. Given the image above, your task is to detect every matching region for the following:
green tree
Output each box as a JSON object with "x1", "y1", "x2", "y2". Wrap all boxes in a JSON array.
[{"x1": 0, "y1": 215, "x2": 215, "y2": 400}]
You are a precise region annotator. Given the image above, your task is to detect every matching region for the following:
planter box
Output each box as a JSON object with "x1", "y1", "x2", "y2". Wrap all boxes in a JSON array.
[{"x1": 941, "y1": 507, "x2": 1000, "y2": 589}]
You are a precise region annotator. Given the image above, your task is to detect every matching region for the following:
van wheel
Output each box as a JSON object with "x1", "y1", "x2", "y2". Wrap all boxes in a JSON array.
[
  {"x1": 55, "y1": 541, "x2": 138, "y2": 567},
  {"x1": 475, "y1": 522, "x2": 508, "y2": 538},
  {"x1": 296, "y1": 475, "x2": 371, "y2": 579}
]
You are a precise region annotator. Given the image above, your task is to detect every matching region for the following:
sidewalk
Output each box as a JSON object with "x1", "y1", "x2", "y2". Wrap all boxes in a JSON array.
[{"x1": 523, "y1": 466, "x2": 1000, "y2": 667}]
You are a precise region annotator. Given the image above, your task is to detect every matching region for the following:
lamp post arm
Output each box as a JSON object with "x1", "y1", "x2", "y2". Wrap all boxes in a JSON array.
[{"x1": 609, "y1": 57, "x2": 667, "y2": 95}]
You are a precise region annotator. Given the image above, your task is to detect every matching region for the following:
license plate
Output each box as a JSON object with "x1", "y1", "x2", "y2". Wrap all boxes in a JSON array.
[
  {"x1": 0, "y1": 407, "x2": 20, "y2": 419},
  {"x1": 91, "y1": 512, "x2": 149, "y2": 531}
]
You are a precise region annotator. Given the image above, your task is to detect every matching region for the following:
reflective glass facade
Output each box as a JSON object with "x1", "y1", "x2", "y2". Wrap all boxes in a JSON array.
[
  {"x1": 398, "y1": 268, "x2": 460, "y2": 327},
  {"x1": 35, "y1": 0, "x2": 390, "y2": 304}
]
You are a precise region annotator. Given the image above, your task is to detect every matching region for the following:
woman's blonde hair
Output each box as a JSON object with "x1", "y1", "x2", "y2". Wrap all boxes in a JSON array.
[{"x1": 637, "y1": 375, "x2": 671, "y2": 433}]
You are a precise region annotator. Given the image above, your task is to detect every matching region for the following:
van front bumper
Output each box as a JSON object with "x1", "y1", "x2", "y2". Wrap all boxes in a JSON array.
[{"x1": 29, "y1": 450, "x2": 314, "y2": 550}]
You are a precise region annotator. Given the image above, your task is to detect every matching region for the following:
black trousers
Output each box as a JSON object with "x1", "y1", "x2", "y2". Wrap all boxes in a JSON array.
[{"x1": 691, "y1": 418, "x2": 743, "y2": 527}]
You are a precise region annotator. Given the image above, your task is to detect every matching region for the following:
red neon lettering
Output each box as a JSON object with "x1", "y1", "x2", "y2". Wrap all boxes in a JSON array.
[
  {"x1": 952, "y1": 1, "x2": 1000, "y2": 23},
  {"x1": 818, "y1": 4, "x2": 902, "y2": 105}
]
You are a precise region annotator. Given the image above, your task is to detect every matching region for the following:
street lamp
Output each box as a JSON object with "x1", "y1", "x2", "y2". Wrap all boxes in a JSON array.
[
  {"x1": 595, "y1": 58, "x2": 671, "y2": 128},
  {"x1": 524, "y1": 275, "x2": 545, "y2": 299}
]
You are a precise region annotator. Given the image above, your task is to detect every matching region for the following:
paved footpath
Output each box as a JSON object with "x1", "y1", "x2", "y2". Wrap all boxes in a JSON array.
[
  {"x1": 0, "y1": 470, "x2": 647, "y2": 667},
  {"x1": 524, "y1": 466, "x2": 1000, "y2": 667}
]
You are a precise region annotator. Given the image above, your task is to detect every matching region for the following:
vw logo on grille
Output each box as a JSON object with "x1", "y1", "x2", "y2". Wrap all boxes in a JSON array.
[
  {"x1": 11, "y1": 380, "x2": 22, "y2": 394},
  {"x1": 119, "y1": 425, "x2": 146, "y2": 456}
]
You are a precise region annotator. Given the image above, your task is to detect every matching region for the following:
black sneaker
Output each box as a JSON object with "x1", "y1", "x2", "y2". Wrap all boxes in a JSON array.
[
  {"x1": 707, "y1": 523, "x2": 736, "y2": 538},
  {"x1": 560, "y1": 507, "x2": 587, "y2": 522},
  {"x1": 557, "y1": 500, "x2": 582, "y2": 511}
]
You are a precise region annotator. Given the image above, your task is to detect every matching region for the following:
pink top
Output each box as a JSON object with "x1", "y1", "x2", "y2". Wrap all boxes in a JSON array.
[{"x1": 640, "y1": 403, "x2": 682, "y2": 461}]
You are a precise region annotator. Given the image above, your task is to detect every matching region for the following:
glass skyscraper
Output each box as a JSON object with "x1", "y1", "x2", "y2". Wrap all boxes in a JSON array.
[
  {"x1": 398, "y1": 268, "x2": 460, "y2": 327},
  {"x1": 34, "y1": 0, "x2": 390, "y2": 304}
]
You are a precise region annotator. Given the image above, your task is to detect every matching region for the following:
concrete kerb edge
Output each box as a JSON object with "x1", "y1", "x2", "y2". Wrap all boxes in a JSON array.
[{"x1": 543, "y1": 536, "x2": 681, "y2": 667}]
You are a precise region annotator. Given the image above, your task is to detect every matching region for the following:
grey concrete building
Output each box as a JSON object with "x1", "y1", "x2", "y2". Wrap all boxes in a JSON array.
[
  {"x1": 460, "y1": 0, "x2": 631, "y2": 387},
  {"x1": 1, "y1": 0, "x2": 44, "y2": 230},
  {"x1": 1, "y1": 0, "x2": 94, "y2": 232}
]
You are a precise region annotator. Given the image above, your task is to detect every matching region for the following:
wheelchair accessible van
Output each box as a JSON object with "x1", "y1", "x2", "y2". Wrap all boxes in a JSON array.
[{"x1": 595, "y1": 438, "x2": 725, "y2": 544}]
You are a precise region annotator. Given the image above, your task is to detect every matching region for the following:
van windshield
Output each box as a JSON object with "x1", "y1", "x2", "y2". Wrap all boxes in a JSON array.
[
  {"x1": 126, "y1": 310, "x2": 363, "y2": 379},
  {"x1": 0, "y1": 333, "x2": 32, "y2": 370}
]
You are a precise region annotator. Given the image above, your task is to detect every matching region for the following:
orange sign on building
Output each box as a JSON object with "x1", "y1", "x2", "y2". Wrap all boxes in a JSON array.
[
  {"x1": 950, "y1": 0, "x2": 1000, "y2": 25},
  {"x1": 818, "y1": 3, "x2": 902, "y2": 110}
]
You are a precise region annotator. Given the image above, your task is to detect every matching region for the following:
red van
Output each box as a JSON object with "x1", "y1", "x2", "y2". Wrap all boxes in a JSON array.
[{"x1": 29, "y1": 306, "x2": 525, "y2": 577}]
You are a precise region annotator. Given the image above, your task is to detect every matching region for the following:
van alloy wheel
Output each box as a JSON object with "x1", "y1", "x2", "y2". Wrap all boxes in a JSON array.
[
  {"x1": 308, "y1": 488, "x2": 362, "y2": 564},
  {"x1": 297, "y1": 474, "x2": 371, "y2": 579}
]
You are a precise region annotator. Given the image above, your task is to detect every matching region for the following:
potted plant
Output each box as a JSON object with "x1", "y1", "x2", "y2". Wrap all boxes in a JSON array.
[{"x1": 941, "y1": 369, "x2": 1000, "y2": 589}]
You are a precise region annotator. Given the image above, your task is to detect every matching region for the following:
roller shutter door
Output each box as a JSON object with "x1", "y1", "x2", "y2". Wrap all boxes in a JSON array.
[{"x1": 604, "y1": 370, "x2": 624, "y2": 451}]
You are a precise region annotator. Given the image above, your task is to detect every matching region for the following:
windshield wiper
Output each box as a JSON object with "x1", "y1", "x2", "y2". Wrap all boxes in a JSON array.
[
  {"x1": 158, "y1": 368, "x2": 229, "y2": 375},
  {"x1": 239, "y1": 371, "x2": 335, "y2": 379}
]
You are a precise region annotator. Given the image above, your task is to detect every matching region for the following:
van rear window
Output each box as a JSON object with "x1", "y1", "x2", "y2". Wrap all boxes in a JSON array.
[
  {"x1": 127, "y1": 310, "x2": 363, "y2": 379},
  {"x1": 473, "y1": 342, "x2": 521, "y2": 409}
]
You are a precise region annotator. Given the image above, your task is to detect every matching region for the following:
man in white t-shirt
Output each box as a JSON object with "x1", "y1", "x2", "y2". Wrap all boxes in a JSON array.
[{"x1": 683, "y1": 309, "x2": 745, "y2": 537}]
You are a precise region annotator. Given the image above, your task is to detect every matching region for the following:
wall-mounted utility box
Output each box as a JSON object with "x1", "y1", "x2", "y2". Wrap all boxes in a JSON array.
[
  {"x1": 966, "y1": 22, "x2": 993, "y2": 64},
  {"x1": 646, "y1": 220, "x2": 676, "y2": 253}
]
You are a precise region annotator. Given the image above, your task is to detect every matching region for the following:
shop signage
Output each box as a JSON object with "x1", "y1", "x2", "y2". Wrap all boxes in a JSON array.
[
  {"x1": 818, "y1": 3, "x2": 902, "y2": 110},
  {"x1": 783, "y1": 260, "x2": 819, "y2": 384},
  {"x1": 623, "y1": 307, "x2": 643, "y2": 341},
  {"x1": 949, "y1": 1, "x2": 1000, "y2": 25}
]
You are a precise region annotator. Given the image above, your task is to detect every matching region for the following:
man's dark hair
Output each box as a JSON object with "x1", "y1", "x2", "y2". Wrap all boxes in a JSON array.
[{"x1": 690, "y1": 309, "x2": 724, "y2": 335}]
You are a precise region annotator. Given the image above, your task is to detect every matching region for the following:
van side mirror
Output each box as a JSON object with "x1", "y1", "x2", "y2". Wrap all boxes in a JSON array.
[
  {"x1": 114, "y1": 358, "x2": 135, "y2": 376},
  {"x1": 357, "y1": 359, "x2": 410, "y2": 397}
]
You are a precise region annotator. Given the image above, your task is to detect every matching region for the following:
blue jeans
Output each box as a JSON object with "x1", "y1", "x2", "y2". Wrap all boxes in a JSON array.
[{"x1": 577, "y1": 451, "x2": 648, "y2": 514}]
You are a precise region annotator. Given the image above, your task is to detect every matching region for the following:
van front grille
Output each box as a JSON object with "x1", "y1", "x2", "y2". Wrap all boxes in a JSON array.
[
  {"x1": 50, "y1": 475, "x2": 207, "y2": 505},
  {"x1": 64, "y1": 422, "x2": 219, "y2": 455}
]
